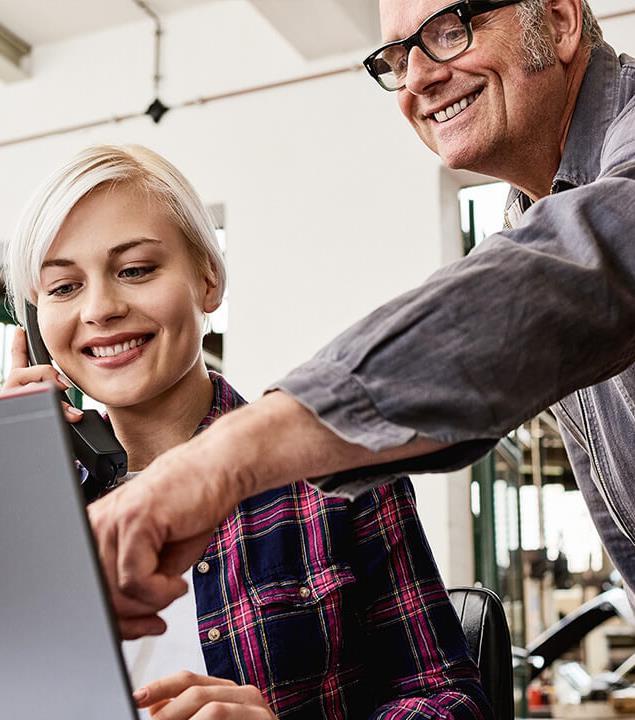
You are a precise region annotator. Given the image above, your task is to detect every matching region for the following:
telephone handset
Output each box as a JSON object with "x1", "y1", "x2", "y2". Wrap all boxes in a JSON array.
[{"x1": 23, "y1": 300, "x2": 128, "y2": 502}]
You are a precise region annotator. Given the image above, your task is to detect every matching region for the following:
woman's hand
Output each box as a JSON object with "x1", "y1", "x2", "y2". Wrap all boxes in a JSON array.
[
  {"x1": 1, "y1": 327, "x2": 83, "y2": 423},
  {"x1": 134, "y1": 672, "x2": 277, "y2": 719}
]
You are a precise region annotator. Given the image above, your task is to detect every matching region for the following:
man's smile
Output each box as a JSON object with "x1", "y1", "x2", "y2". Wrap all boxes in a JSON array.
[{"x1": 426, "y1": 89, "x2": 483, "y2": 124}]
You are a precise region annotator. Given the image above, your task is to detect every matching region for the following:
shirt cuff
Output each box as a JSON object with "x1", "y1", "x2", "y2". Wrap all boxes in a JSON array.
[
  {"x1": 271, "y1": 359, "x2": 421, "y2": 450},
  {"x1": 268, "y1": 360, "x2": 496, "y2": 500}
]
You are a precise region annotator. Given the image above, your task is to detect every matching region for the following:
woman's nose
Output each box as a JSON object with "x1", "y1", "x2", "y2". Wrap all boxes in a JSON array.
[{"x1": 79, "y1": 283, "x2": 128, "y2": 325}]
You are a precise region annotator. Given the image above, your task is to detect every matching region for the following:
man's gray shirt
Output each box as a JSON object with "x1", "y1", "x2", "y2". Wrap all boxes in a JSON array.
[{"x1": 273, "y1": 43, "x2": 635, "y2": 589}]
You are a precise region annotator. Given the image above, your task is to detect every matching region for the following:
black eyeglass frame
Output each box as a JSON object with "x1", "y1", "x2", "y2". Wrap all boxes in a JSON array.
[{"x1": 363, "y1": 0, "x2": 523, "y2": 91}]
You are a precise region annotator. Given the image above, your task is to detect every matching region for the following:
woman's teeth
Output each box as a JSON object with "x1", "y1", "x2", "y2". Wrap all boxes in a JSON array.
[
  {"x1": 434, "y1": 91, "x2": 480, "y2": 123},
  {"x1": 90, "y1": 336, "x2": 147, "y2": 358}
]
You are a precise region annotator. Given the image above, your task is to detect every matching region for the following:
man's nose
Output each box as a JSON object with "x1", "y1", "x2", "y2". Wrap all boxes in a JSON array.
[
  {"x1": 405, "y1": 46, "x2": 452, "y2": 94},
  {"x1": 80, "y1": 281, "x2": 128, "y2": 325}
]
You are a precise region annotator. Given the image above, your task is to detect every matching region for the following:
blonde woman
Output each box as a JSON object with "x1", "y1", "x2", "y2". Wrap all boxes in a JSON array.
[{"x1": 2, "y1": 145, "x2": 491, "y2": 720}]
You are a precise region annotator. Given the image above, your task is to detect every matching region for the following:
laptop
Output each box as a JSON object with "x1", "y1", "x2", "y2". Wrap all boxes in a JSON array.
[{"x1": 0, "y1": 384, "x2": 139, "y2": 719}]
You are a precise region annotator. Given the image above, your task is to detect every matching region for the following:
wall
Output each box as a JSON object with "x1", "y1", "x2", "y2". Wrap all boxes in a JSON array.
[
  {"x1": 599, "y1": 11, "x2": 635, "y2": 54},
  {"x1": 0, "y1": 2, "x2": 462, "y2": 576},
  {"x1": 1, "y1": 3, "x2": 633, "y2": 588},
  {"x1": 0, "y1": 1, "x2": 444, "y2": 393}
]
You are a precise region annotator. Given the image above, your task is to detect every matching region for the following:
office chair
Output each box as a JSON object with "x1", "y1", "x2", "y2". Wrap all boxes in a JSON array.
[{"x1": 449, "y1": 586, "x2": 515, "y2": 720}]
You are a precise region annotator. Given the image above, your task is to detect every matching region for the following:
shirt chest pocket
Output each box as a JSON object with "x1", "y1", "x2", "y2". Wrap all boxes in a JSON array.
[{"x1": 247, "y1": 564, "x2": 359, "y2": 686}]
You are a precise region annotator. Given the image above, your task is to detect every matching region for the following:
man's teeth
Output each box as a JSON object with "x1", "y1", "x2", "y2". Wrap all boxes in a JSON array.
[
  {"x1": 434, "y1": 92, "x2": 480, "y2": 123},
  {"x1": 91, "y1": 336, "x2": 147, "y2": 358}
]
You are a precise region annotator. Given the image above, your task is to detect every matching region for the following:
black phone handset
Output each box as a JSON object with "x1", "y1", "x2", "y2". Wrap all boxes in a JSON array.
[{"x1": 23, "y1": 300, "x2": 128, "y2": 502}]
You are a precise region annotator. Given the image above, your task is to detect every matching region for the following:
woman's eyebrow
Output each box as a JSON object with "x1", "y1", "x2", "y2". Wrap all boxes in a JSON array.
[
  {"x1": 41, "y1": 238, "x2": 162, "y2": 269},
  {"x1": 41, "y1": 258, "x2": 74, "y2": 269},
  {"x1": 108, "y1": 237, "x2": 162, "y2": 257}
]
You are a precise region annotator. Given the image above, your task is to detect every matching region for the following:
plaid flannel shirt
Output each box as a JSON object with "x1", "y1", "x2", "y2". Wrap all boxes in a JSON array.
[{"x1": 191, "y1": 373, "x2": 492, "y2": 719}]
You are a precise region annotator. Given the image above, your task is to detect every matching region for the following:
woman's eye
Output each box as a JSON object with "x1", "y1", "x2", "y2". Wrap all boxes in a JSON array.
[
  {"x1": 119, "y1": 265, "x2": 157, "y2": 280},
  {"x1": 48, "y1": 283, "x2": 78, "y2": 297}
]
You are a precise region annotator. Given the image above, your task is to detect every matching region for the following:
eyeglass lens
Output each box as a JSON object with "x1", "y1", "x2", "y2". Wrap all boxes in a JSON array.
[{"x1": 372, "y1": 12, "x2": 469, "y2": 89}]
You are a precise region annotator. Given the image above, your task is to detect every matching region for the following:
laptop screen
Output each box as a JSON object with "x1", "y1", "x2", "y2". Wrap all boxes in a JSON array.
[{"x1": 0, "y1": 385, "x2": 138, "y2": 719}]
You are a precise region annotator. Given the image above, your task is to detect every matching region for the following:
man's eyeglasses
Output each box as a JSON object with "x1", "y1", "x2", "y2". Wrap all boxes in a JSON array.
[{"x1": 364, "y1": 0, "x2": 522, "y2": 91}]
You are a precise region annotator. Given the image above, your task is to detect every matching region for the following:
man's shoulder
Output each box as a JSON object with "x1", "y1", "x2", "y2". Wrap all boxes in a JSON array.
[
  {"x1": 616, "y1": 52, "x2": 635, "y2": 104},
  {"x1": 615, "y1": 51, "x2": 635, "y2": 105},
  {"x1": 619, "y1": 53, "x2": 635, "y2": 72},
  {"x1": 600, "y1": 53, "x2": 635, "y2": 175}
]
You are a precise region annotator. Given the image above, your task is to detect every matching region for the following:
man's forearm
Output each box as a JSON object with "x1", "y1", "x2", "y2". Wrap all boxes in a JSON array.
[
  {"x1": 275, "y1": 169, "x2": 635, "y2": 468},
  {"x1": 200, "y1": 389, "x2": 447, "y2": 502}
]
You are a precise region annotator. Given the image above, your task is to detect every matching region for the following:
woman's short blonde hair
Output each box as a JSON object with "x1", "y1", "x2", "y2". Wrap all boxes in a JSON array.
[{"x1": 4, "y1": 144, "x2": 226, "y2": 327}]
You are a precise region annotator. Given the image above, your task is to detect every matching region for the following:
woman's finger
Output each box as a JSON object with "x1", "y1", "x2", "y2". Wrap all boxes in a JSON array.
[
  {"x1": 148, "y1": 699, "x2": 171, "y2": 717},
  {"x1": 189, "y1": 703, "x2": 273, "y2": 720},
  {"x1": 62, "y1": 401, "x2": 84, "y2": 423},
  {"x1": 10, "y1": 328, "x2": 29, "y2": 370},
  {"x1": 2, "y1": 365, "x2": 65, "y2": 392},
  {"x1": 8, "y1": 328, "x2": 71, "y2": 391},
  {"x1": 149, "y1": 685, "x2": 271, "y2": 720},
  {"x1": 2, "y1": 332, "x2": 81, "y2": 420},
  {"x1": 135, "y1": 672, "x2": 236, "y2": 708}
]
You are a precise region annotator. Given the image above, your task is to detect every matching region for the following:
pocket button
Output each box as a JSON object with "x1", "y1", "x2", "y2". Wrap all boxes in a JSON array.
[
  {"x1": 207, "y1": 627, "x2": 221, "y2": 642},
  {"x1": 197, "y1": 561, "x2": 210, "y2": 574},
  {"x1": 298, "y1": 586, "x2": 311, "y2": 599}
]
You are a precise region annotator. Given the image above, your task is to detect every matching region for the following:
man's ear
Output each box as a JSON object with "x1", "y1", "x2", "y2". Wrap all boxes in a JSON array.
[{"x1": 547, "y1": 0, "x2": 584, "y2": 65}]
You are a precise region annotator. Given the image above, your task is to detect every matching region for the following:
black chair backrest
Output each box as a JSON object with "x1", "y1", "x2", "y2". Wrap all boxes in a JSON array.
[{"x1": 448, "y1": 586, "x2": 515, "y2": 720}]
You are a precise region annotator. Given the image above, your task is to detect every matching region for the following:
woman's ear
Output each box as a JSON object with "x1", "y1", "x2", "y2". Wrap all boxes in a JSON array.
[
  {"x1": 548, "y1": 0, "x2": 584, "y2": 65},
  {"x1": 201, "y1": 267, "x2": 221, "y2": 314}
]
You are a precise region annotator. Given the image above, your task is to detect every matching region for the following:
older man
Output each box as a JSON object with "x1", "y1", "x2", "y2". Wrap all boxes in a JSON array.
[{"x1": 90, "y1": 0, "x2": 635, "y2": 636}]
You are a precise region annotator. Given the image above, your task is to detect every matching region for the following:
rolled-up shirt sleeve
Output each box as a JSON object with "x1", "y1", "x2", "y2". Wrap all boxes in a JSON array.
[{"x1": 270, "y1": 97, "x2": 635, "y2": 498}]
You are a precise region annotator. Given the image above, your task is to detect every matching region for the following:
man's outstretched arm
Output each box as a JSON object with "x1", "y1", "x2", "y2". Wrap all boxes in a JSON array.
[
  {"x1": 92, "y1": 104, "x2": 635, "y2": 637},
  {"x1": 89, "y1": 390, "x2": 446, "y2": 639}
]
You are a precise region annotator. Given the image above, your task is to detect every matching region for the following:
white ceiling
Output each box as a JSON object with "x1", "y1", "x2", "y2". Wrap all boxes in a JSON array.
[
  {"x1": 0, "y1": 0, "x2": 632, "y2": 49},
  {"x1": 0, "y1": 0, "x2": 216, "y2": 46}
]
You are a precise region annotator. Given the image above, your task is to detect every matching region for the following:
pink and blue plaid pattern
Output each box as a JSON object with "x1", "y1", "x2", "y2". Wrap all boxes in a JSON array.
[{"x1": 192, "y1": 373, "x2": 492, "y2": 719}]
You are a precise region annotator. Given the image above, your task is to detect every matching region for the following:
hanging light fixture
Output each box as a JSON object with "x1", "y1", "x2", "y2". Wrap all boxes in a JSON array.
[{"x1": 132, "y1": 0, "x2": 170, "y2": 123}]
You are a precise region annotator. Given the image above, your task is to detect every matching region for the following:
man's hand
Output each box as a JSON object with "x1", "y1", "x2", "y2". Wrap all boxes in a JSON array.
[
  {"x1": 88, "y1": 425, "x2": 245, "y2": 639},
  {"x1": 89, "y1": 391, "x2": 445, "y2": 637},
  {"x1": 134, "y1": 672, "x2": 277, "y2": 719}
]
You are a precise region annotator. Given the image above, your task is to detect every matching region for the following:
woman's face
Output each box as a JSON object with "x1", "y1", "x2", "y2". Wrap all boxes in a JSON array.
[{"x1": 36, "y1": 183, "x2": 218, "y2": 408}]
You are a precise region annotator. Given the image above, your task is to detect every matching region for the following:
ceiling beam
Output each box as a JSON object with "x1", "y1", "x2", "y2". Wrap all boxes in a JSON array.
[
  {"x1": 0, "y1": 23, "x2": 30, "y2": 82},
  {"x1": 249, "y1": 0, "x2": 380, "y2": 60}
]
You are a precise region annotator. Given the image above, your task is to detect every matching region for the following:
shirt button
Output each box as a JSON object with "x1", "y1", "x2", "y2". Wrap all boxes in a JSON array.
[
  {"x1": 207, "y1": 627, "x2": 221, "y2": 642},
  {"x1": 197, "y1": 561, "x2": 210, "y2": 574},
  {"x1": 298, "y1": 586, "x2": 311, "y2": 599}
]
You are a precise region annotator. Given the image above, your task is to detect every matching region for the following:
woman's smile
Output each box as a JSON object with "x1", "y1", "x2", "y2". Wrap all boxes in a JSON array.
[{"x1": 82, "y1": 332, "x2": 155, "y2": 368}]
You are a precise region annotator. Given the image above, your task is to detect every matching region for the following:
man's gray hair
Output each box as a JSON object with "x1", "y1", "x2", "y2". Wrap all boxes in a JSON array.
[{"x1": 516, "y1": 0, "x2": 603, "y2": 73}]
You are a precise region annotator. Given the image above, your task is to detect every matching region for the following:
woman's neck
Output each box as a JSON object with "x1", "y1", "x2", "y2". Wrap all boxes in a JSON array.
[{"x1": 106, "y1": 359, "x2": 213, "y2": 472}]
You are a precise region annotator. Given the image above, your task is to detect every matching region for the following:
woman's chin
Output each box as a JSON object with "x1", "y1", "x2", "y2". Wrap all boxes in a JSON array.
[
  {"x1": 89, "y1": 389, "x2": 151, "y2": 411},
  {"x1": 103, "y1": 398, "x2": 150, "y2": 411}
]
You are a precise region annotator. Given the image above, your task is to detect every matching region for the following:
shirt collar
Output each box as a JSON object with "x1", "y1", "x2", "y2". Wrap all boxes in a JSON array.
[
  {"x1": 195, "y1": 371, "x2": 247, "y2": 434},
  {"x1": 505, "y1": 43, "x2": 621, "y2": 220},
  {"x1": 553, "y1": 42, "x2": 621, "y2": 191}
]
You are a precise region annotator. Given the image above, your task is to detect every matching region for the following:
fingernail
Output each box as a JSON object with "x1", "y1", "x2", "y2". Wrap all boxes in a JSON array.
[
  {"x1": 57, "y1": 375, "x2": 71, "y2": 388},
  {"x1": 133, "y1": 687, "x2": 149, "y2": 703},
  {"x1": 67, "y1": 406, "x2": 84, "y2": 416}
]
